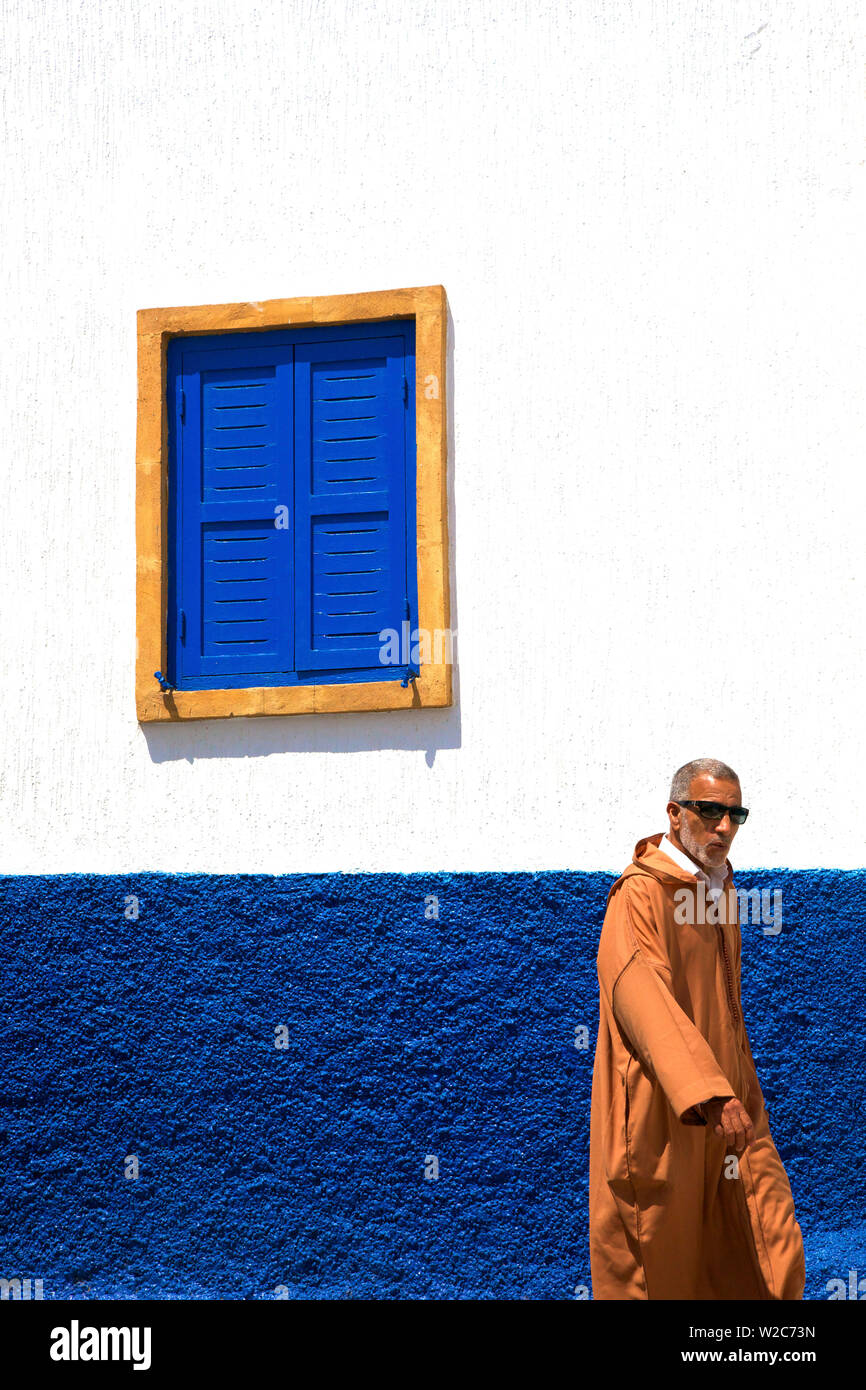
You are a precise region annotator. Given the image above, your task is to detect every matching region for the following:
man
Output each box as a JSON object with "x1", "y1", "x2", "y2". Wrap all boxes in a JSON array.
[{"x1": 589, "y1": 758, "x2": 805, "y2": 1300}]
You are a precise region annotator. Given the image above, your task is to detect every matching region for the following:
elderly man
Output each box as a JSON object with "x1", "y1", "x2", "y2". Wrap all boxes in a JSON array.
[{"x1": 589, "y1": 758, "x2": 805, "y2": 1300}]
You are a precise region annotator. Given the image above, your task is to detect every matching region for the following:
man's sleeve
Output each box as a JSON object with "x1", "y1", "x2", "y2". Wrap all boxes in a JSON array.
[
  {"x1": 729, "y1": 909, "x2": 765, "y2": 1118},
  {"x1": 687, "y1": 1096, "x2": 736, "y2": 1125},
  {"x1": 605, "y1": 877, "x2": 738, "y2": 1125}
]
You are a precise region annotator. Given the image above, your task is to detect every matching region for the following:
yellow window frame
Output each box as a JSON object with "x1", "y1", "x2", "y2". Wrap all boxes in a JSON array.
[{"x1": 135, "y1": 284, "x2": 451, "y2": 721}]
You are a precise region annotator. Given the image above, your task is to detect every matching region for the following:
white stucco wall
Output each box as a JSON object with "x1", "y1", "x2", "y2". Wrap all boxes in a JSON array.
[{"x1": 2, "y1": 0, "x2": 864, "y2": 872}]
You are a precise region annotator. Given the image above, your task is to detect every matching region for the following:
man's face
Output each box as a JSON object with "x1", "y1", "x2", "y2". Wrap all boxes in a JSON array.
[{"x1": 667, "y1": 774, "x2": 743, "y2": 872}]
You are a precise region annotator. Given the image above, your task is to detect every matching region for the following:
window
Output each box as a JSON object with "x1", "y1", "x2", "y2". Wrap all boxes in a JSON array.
[
  {"x1": 168, "y1": 322, "x2": 416, "y2": 689},
  {"x1": 136, "y1": 287, "x2": 450, "y2": 720}
]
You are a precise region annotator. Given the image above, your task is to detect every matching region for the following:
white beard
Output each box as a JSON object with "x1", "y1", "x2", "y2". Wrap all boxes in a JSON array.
[{"x1": 679, "y1": 818, "x2": 725, "y2": 873}]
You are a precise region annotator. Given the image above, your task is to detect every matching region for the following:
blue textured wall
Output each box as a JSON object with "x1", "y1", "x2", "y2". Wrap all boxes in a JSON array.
[{"x1": 0, "y1": 871, "x2": 863, "y2": 1300}]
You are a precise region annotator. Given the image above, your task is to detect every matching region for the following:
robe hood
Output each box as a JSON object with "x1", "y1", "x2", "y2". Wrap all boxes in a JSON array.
[{"x1": 619, "y1": 832, "x2": 734, "y2": 889}]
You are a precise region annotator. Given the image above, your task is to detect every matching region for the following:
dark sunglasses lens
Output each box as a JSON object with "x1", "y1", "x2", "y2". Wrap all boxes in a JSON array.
[{"x1": 696, "y1": 802, "x2": 749, "y2": 824}]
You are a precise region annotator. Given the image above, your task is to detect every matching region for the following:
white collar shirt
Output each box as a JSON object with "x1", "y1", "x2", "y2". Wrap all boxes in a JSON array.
[{"x1": 657, "y1": 833, "x2": 729, "y2": 903}]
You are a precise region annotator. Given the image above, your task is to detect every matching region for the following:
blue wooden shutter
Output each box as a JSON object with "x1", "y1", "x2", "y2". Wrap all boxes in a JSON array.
[
  {"x1": 175, "y1": 344, "x2": 294, "y2": 683},
  {"x1": 293, "y1": 335, "x2": 409, "y2": 674}
]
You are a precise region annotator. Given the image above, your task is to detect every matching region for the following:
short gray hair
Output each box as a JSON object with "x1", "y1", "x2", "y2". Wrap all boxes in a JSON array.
[{"x1": 669, "y1": 758, "x2": 740, "y2": 802}]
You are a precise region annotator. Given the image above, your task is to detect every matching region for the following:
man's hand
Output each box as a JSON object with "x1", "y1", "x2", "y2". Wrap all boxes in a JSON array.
[{"x1": 702, "y1": 1095, "x2": 756, "y2": 1153}]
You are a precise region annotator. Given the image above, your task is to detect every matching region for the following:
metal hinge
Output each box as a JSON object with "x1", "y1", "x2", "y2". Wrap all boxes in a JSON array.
[
  {"x1": 179, "y1": 608, "x2": 186, "y2": 643},
  {"x1": 402, "y1": 376, "x2": 408, "y2": 405},
  {"x1": 401, "y1": 598, "x2": 418, "y2": 686},
  {"x1": 179, "y1": 388, "x2": 186, "y2": 423}
]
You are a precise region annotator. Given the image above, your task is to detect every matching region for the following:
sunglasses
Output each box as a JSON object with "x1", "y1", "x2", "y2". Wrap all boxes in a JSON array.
[{"x1": 676, "y1": 800, "x2": 749, "y2": 825}]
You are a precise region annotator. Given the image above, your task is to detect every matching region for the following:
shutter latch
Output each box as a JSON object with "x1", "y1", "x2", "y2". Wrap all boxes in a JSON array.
[{"x1": 154, "y1": 671, "x2": 175, "y2": 693}]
